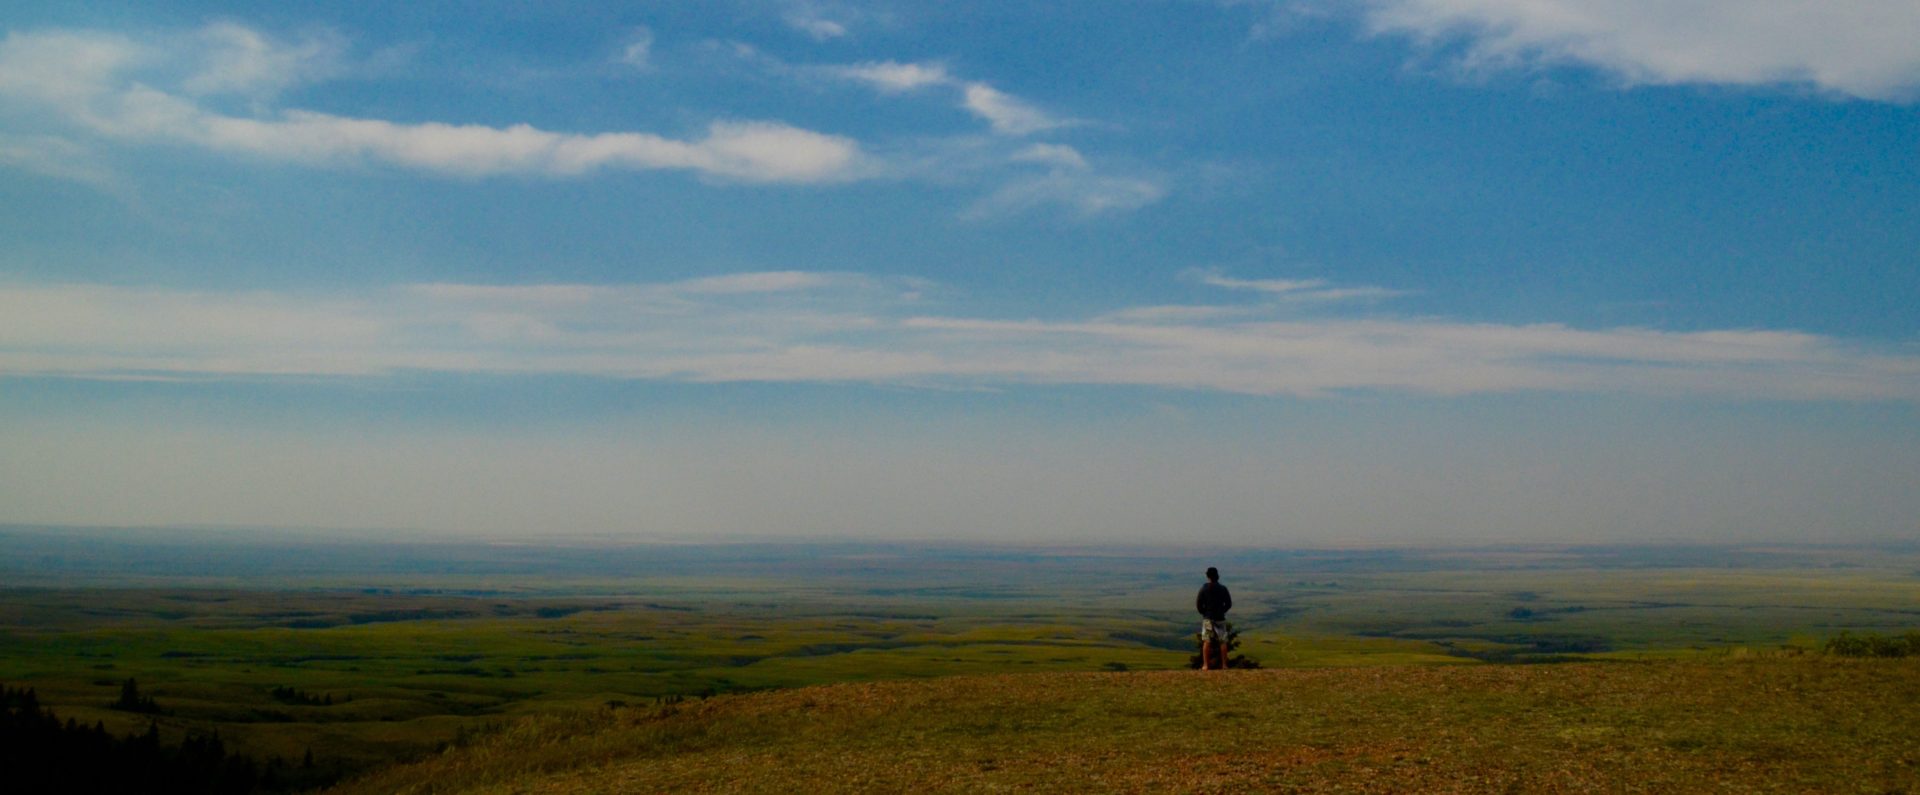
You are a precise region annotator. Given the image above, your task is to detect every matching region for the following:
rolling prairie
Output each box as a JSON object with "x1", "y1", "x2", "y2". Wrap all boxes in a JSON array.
[{"x1": 3, "y1": 527, "x2": 1916, "y2": 787}]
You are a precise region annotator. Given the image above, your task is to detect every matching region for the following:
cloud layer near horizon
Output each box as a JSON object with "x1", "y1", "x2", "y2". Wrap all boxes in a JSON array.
[{"x1": 2, "y1": 274, "x2": 1914, "y2": 401}]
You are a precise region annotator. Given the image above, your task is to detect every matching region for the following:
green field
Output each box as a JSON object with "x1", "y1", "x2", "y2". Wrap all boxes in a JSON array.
[{"x1": 2, "y1": 527, "x2": 1916, "y2": 787}]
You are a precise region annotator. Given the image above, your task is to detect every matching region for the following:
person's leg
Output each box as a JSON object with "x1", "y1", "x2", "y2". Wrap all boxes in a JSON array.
[{"x1": 1205, "y1": 639, "x2": 1222, "y2": 670}]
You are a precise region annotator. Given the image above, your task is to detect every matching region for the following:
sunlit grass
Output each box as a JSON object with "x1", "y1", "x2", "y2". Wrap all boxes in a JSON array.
[{"x1": 333, "y1": 658, "x2": 1920, "y2": 794}]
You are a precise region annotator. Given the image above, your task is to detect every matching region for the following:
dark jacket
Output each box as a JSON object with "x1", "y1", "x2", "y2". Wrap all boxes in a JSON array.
[{"x1": 1196, "y1": 581, "x2": 1231, "y2": 622}]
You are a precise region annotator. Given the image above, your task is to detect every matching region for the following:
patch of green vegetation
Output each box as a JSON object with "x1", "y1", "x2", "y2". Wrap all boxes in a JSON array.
[{"x1": 1823, "y1": 630, "x2": 1920, "y2": 657}]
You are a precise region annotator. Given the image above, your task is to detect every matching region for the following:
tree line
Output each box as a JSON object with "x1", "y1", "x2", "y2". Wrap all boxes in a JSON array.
[{"x1": 2, "y1": 681, "x2": 337, "y2": 794}]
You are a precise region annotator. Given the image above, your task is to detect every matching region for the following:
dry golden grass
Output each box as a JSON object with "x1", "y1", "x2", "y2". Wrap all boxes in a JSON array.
[{"x1": 332, "y1": 657, "x2": 1919, "y2": 793}]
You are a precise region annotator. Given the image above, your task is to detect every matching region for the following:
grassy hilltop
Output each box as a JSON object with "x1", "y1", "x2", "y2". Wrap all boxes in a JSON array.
[{"x1": 334, "y1": 658, "x2": 1920, "y2": 794}]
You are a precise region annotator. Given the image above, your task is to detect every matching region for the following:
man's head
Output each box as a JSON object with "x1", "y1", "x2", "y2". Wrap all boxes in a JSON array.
[{"x1": 1206, "y1": 567, "x2": 1219, "y2": 582}]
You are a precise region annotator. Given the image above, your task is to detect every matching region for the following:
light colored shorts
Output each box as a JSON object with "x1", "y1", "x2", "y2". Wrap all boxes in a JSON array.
[{"x1": 1200, "y1": 619, "x2": 1231, "y2": 643}]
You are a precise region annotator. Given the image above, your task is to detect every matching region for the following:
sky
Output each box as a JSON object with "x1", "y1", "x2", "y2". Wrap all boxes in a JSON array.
[{"x1": 1, "y1": 1, "x2": 1917, "y2": 546}]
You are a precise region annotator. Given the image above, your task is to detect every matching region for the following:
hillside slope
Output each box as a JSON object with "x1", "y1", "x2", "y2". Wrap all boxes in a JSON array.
[{"x1": 332, "y1": 658, "x2": 1918, "y2": 793}]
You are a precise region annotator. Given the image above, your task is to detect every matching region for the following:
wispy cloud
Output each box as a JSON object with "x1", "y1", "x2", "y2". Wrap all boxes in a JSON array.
[
  {"x1": 3, "y1": 274, "x2": 1914, "y2": 401},
  {"x1": 0, "y1": 25, "x2": 862, "y2": 183},
  {"x1": 0, "y1": 133, "x2": 121, "y2": 190},
  {"x1": 822, "y1": 59, "x2": 1073, "y2": 135},
  {"x1": 1010, "y1": 143, "x2": 1088, "y2": 170},
  {"x1": 965, "y1": 170, "x2": 1165, "y2": 219},
  {"x1": 0, "y1": 24, "x2": 1143, "y2": 208},
  {"x1": 1359, "y1": 0, "x2": 1920, "y2": 101},
  {"x1": 780, "y1": 0, "x2": 854, "y2": 41},
  {"x1": 812, "y1": 58, "x2": 1148, "y2": 215},
  {"x1": 1190, "y1": 269, "x2": 1408, "y2": 302},
  {"x1": 785, "y1": 14, "x2": 849, "y2": 42},
  {"x1": 827, "y1": 60, "x2": 951, "y2": 94},
  {"x1": 182, "y1": 21, "x2": 346, "y2": 97},
  {"x1": 198, "y1": 114, "x2": 860, "y2": 181},
  {"x1": 960, "y1": 82, "x2": 1071, "y2": 135},
  {"x1": 1196, "y1": 273, "x2": 1329, "y2": 294},
  {"x1": 616, "y1": 27, "x2": 654, "y2": 69}
]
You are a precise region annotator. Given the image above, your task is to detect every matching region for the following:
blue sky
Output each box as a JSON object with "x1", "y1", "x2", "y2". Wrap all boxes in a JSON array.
[{"x1": 2, "y1": 2, "x2": 1917, "y2": 544}]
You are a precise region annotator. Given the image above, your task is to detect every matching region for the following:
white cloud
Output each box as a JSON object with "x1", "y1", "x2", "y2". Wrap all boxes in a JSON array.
[
  {"x1": 183, "y1": 21, "x2": 345, "y2": 96},
  {"x1": 192, "y1": 110, "x2": 860, "y2": 182},
  {"x1": 1010, "y1": 143, "x2": 1088, "y2": 170},
  {"x1": 617, "y1": 27, "x2": 654, "y2": 69},
  {"x1": 0, "y1": 29, "x2": 144, "y2": 108},
  {"x1": 967, "y1": 171, "x2": 1166, "y2": 219},
  {"x1": 1096, "y1": 304, "x2": 1257, "y2": 323},
  {"x1": 0, "y1": 25, "x2": 1142, "y2": 212},
  {"x1": 0, "y1": 133, "x2": 120, "y2": 189},
  {"x1": 1197, "y1": 273, "x2": 1329, "y2": 294},
  {"x1": 778, "y1": 0, "x2": 854, "y2": 41},
  {"x1": 962, "y1": 142, "x2": 1166, "y2": 217},
  {"x1": 786, "y1": 14, "x2": 849, "y2": 41},
  {"x1": 829, "y1": 60, "x2": 951, "y2": 93},
  {"x1": 671, "y1": 271, "x2": 840, "y2": 295},
  {"x1": 1361, "y1": 0, "x2": 1920, "y2": 101},
  {"x1": 811, "y1": 61, "x2": 1139, "y2": 214},
  {"x1": 0, "y1": 25, "x2": 862, "y2": 184},
  {"x1": 1194, "y1": 270, "x2": 1407, "y2": 302},
  {"x1": 4, "y1": 275, "x2": 1915, "y2": 401},
  {"x1": 820, "y1": 61, "x2": 1070, "y2": 137},
  {"x1": 961, "y1": 82, "x2": 1070, "y2": 135}
]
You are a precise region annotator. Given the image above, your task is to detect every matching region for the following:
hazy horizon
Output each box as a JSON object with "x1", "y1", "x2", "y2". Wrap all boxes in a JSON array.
[{"x1": 3, "y1": 3, "x2": 1917, "y2": 546}]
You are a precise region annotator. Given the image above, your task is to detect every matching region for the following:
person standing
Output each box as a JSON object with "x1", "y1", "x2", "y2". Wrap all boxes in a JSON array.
[{"x1": 1196, "y1": 567, "x2": 1233, "y2": 670}]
